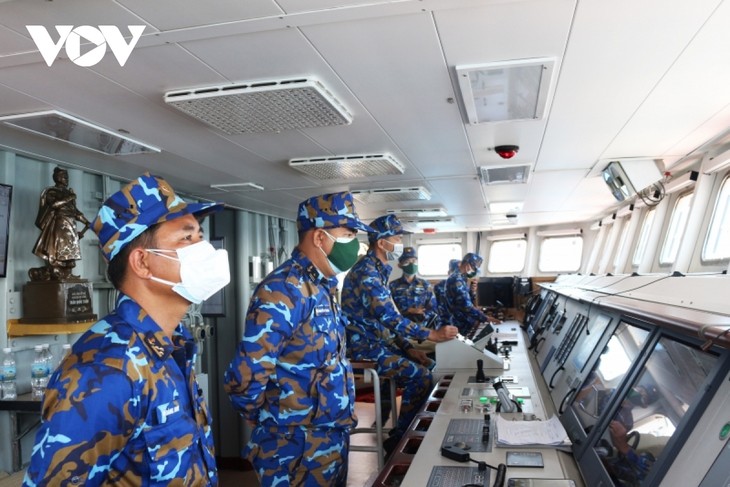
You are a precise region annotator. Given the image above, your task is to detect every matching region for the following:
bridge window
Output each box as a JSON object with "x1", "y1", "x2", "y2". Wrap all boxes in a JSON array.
[
  {"x1": 538, "y1": 236, "x2": 583, "y2": 272},
  {"x1": 417, "y1": 243, "x2": 463, "y2": 277},
  {"x1": 702, "y1": 174, "x2": 730, "y2": 262},
  {"x1": 659, "y1": 192, "x2": 693, "y2": 265},
  {"x1": 487, "y1": 239, "x2": 526, "y2": 273},
  {"x1": 632, "y1": 208, "x2": 656, "y2": 267}
]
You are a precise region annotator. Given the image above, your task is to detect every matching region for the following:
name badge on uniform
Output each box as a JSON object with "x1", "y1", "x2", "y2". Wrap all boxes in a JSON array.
[
  {"x1": 156, "y1": 401, "x2": 181, "y2": 424},
  {"x1": 314, "y1": 304, "x2": 331, "y2": 316}
]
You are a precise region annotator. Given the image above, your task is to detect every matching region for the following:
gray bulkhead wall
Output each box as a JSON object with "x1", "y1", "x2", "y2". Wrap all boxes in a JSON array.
[{"x1": 209, "y1": 208, "x2": 297, "y2": 459}]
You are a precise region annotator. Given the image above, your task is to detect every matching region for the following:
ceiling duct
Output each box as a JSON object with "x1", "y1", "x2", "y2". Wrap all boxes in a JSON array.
[
  {"x1": 351, "y1": 186, "x2": 431, "y2": 203},
  {"x1": 386, "y1": 207, "x2": 447, "y2": 218},
  {"x1": 289, "y1": 153, "x2": 404, "y2": 179},
  {"x1": 0, "y1": 110, "x2": 159, "y2": 155},
  {"x1": 479, "y1": 164, "x2": 531, "y2": 185},
  {"x1": 164, "y1": 78, "x2": 352, "y2": 134}
]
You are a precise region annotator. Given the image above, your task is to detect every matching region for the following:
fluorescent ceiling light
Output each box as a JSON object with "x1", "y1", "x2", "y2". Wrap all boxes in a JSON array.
[
  {"x1": 289, "y1": 153, "x2": 404, "y2": 179},
  {"x1": 386, "y1": 207, "x2": 447, "y2": 218},
  {"x1": 456, "y1": 58, "x2": 554, "y2": 124},
  {"x1": 400, "y1": 217, "x2": 454, "y2": 228},
  {"x1": 489, "y1": 201, "x2": 523, "y2": 213},
  {"x1": 165, "y1": 77, "x2": 352, "y2": 134},
  {"x1": 210, "y1": 182, "x2": 264, "y2": 192},
  {"x1": 0, "y1": 110, "x2": 160, "y2": 155},
  {"x1": 665, "y1": 171, "x2": 698, "y2": 194},
  {"x1": 536, "y1": 228, "x2": 582, "y2": 237},
  {"x1": 479, "y1": 165, "x2": 531, "y2": 185},
  {"x1": 486, "y1": 232, "x2": 526, "y2": 241},
  {"x1": 351, "y1": 186, "x2": 431, "y2": 203}
]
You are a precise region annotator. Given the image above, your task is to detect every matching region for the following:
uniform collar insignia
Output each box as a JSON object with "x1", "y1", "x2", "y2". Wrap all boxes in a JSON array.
[{"x1": 144, "y1": 332, "x2": 171, "y2": 359}]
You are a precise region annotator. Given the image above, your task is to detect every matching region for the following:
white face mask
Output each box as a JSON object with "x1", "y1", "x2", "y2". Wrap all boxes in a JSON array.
[
  {"x1": 147, "y1": 241, "x2": 230, "y2": 304},
  {"x1": 384, "y1": 240, "x2": 404, "y2": 261}
]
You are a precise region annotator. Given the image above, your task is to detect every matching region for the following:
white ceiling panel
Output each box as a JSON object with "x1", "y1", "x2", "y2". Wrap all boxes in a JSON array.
[
  {"x1": 538, "y1": 0, "x2": 723, "y2": 172},
  {"x1": 0, "y1": 1, "x2": 151, "y2": 34},
  {"x1": 301, "y1": 12, "x2": 475, "y2": 179},
  {"x1": 0, "y1": 23, "x2": 32, "y2": 56},
  {"x1": 522, "y1": 170, "x2": 586, "y2": 212},
  {"x1": 118, "y1": 0, "x2": 282, "y2": 31},
  {"x1": 605, "y1": 0, "x2": 730, "y2": 160}
]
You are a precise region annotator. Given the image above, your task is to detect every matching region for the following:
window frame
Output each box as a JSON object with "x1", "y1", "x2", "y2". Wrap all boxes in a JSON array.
[
  {"x1": 658, "y1": 190, "x2": 694, "y2": 266},
  {"x1": 487, "y1": 238, "x2": 527, "y2": 274},
  {"x1": 701, "y1": 174, "x2": 730, "y2": 263}
]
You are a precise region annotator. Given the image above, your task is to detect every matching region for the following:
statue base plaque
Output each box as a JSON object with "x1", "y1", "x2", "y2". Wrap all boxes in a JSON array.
[{"x1": 19, "y1": 280, "x2": 97, "y2": 324}]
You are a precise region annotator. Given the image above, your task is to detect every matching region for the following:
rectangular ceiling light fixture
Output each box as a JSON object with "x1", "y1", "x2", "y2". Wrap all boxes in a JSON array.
[
  {"x1": 479, "y1": 164, "x2": 531, "y2": 185},
  {"x1": 351, "y1": 186, "x2": 431, "y2": 203},
  {"x1": 456, "y1": 58, "x2": 554, "y2": 124},
  {"x1": 0, "y1": 110, "x2": 160, "y2": 155},
  {"x1": 401, "y1": 217, "x2": 454, "y2": 228},
  {"x1": 386, "y1": 207, "x2": 447, "y2": 218},
  {"x1": 289, "y1": 153, "x2": 404, "y2": 179},
  {"x1": 165, "y1": 77, "x2": 352, "y2": 134}
]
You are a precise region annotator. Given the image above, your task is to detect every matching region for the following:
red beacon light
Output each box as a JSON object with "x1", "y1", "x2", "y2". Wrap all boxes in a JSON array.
[{"x1": 494, "y1": 145, "x2": 519, "y2": 159}]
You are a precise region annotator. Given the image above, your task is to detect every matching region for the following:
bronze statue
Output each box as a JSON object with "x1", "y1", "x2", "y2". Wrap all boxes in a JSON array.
[{"x1": 30, "y1": 167, "x2": 90, "y2": 281}]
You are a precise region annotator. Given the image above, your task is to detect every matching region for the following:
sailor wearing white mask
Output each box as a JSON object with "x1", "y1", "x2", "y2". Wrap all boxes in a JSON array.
[{"x1": 25, "y1": 173, "x2": 226, "y2": 486}]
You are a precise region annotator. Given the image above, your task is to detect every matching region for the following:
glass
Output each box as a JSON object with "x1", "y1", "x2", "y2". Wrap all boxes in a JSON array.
[
  {"x1": 632, "y1": 209, "x2": 656, "y2": 267},
  {"x1": 613, "y1": 217, "x2": 631, "y2": 271},
  {"x1": 417, "y1": 244, "x2": 463, "y2": 276},
  {"x1": 538, "y1": 236, "x2": 583, "y2": 273},
  {"x1": 572, "y1": 322, "x2": 651, "y2": 432},
  {"x1": 488, "y1": 239, "x2": 526, "y2": 273},
  {"x1": 658, "y1": 192, "x2": 693, "y2": 265},
  {"x1": 592, "y1": 337, "x2": 718, "y2": 486},
  {"x1": 701, "y1": 174, "x2": 730, "y2": 262}
]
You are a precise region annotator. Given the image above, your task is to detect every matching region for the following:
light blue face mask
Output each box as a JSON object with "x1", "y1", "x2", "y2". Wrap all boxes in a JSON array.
[{"x1": 384, "y1": 240, "x2": 404, "y2": 261}]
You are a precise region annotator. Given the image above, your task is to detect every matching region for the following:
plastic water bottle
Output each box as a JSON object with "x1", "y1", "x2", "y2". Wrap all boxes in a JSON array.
[
  {"x1": 31, "y1": 345, "x2": 49, "y2": 401},
  {"x1": 1, "y1": 348, "x2": 17, "y2": 400},
  {"x1": 58, "y1": 343, "x2": 71, "y2": 369}
]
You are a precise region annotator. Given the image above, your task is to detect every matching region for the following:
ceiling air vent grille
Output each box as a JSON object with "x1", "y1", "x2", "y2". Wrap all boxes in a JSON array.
[
  {"x1": 164, "y1": 78, "x2": 352, "y2": 134},
  {"x1": 479, "y1": 164, "x2": 531, "y2": 185},
  {"x1": 386, "y1": 207, "x2": 447, "y2": 218},
  {"x1": 351, "y1": 186, "x2": 431, "y2": 203},
  {"x1": 289, "y1": 153, "x2": 404, "y2": 179}
]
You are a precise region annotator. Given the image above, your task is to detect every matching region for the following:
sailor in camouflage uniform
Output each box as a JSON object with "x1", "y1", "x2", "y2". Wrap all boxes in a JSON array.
[
  {"x1": 388, "y1": 247, "x2": 438, "y2": 327},
  {"x1": 341, "y1": 215, "x2": 457, "y2": 448},
  {"x1": 444, "y1": 253, "x2": 500, "y2": 336},
  {"x1": 434, "y1": 258, "x2": 460, "y2": 326},
  {"x1": 24, "y1": 174, "x2": 227, "y2": 486},
  {"x1": 225, "y1": 192, "x2": 371, "y2": 486}
]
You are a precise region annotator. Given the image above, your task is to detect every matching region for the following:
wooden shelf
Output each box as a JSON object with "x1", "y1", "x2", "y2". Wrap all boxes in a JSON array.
[{"x1": 7, "y1": 319, "x2": 94, "y2": 337}]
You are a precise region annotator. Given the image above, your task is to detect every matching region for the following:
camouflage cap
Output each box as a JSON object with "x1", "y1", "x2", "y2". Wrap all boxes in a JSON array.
[
  {"x1": 462, "y1": 252, "x2": 483, "y2": 268},
  {"x1": 92, "y1": 173, "x2": 223, "y2": 262},
  {"x1": 297, "y1": 191, "x2": 373, "y2": 233},
  {"x1": 448, "y1": 258, "x2": 460, "y2": 274},
  {"x1": 368, "y1": 214, "x2": 409, "y2": 242},
  {"x1": 398, "y1": 246, "x2": 417, "y2": 264}
]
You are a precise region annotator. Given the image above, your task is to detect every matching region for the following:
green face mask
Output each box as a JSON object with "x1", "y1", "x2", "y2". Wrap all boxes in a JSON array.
[
  {"x1": 402, "y1": 263, "x2": 418, "y2": 275},
  {"x1": 322, "y1": 232, "x2": 360, "y2": 274},
  {"x1": 466, "y1": 270, "x2": 477, "y2": 278}
]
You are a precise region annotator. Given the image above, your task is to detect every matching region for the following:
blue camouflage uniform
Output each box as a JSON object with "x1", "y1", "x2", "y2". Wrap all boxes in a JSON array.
[
  {"x1": 389, "y1": 247, "x2": 438, "y2": 327},
  {"x1": 445, "y1": 253, "x2": 489, "y2": 335},
  {"x1": 25, "y1": 173, "x2": 223, "y2": 487},
  {"x1": 225, "y1": 192, "x2": 371, "y2": 487},
  {"x1": 342, "y1": 215, "x2": 433, "y2": 437},
  {"x1": 434, "y1": 258, "x2": 460, "y2": 326}
]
